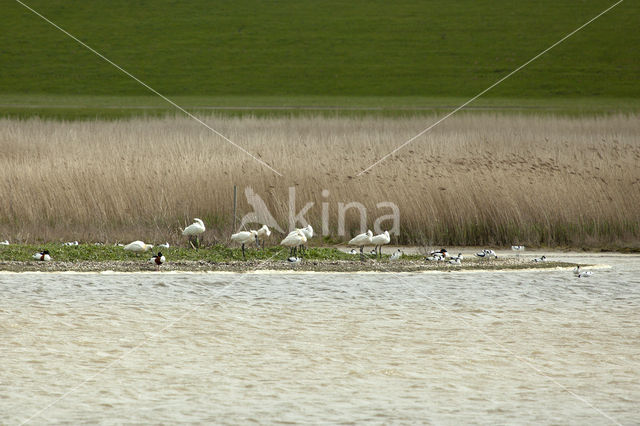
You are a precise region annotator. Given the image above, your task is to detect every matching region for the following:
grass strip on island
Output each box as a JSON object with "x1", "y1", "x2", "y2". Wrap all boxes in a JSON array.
[{"x1": 0, "y1": 244, "x2": 576, "y2": 273}]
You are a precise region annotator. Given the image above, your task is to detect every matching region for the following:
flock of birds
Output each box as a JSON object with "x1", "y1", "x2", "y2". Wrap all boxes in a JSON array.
[{"x1": 5, "y1": 219, "x2": 593, "y2": 276}]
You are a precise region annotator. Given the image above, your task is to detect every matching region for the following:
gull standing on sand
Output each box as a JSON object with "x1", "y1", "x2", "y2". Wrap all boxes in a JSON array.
[
  {"x1": 231, "y1": 230, "x2": 259, "y2": 260},
  {"x1": 281, "y1": 229, "x2": 307, "y2": 260},
  {"x1": 348, "y1": 230, "x2": 373, "y2": 260},
  {"x1": 370, "y1": 230, "x2": 390, "y2": 258},
  {"x1": 182, "y1": 218, "x2": 206, "y2": 248},
  {"x1": 124, "y1": 241, "x2": 154, "y2": 255},
  {"x1": 256, "y1": 224, "x2": 271, "y2": 249},
  {"x1": 33, "y1": 250, "x2": 51, "y2": 261}
]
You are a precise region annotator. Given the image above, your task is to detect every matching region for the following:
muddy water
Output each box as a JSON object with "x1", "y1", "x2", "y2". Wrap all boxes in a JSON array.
[{"x1": 2, "y1": 253, "x2": 639, "y2": 424}]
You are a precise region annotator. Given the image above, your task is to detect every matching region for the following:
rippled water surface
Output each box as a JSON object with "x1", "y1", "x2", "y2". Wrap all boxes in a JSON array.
[{"x1": 2, "y1": 253, "x2": 639, "y2": 424}]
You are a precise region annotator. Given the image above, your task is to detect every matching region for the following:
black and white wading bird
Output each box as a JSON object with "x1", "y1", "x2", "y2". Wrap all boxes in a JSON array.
[
  {"x1": 533, "y1": 255, "x2": 546, "y2": 262},
  {"x1": 573, "y1": 265, "x2": 593, "y2": 278},
  {"x1": 182, "y1": 218, "x2": 206, "y2": 248},
  {"x1": 348, "y1": 230, "x2": 373, "y2": 261},
  {"x1": 231, "y1": 230, "x2": 259, "y2": 260},
  {"x1": 33, "y1": 250, "x2": 51, "y2": 261},
  {"x1": 390, "y1": 249, "x2": 402, "y2": 260},
  {"x1": 476, "y1": 249, "x2": 497, "y2": 259},
  {"x1": 150, "y1": 252, "x2": 165, "y2": 270}
]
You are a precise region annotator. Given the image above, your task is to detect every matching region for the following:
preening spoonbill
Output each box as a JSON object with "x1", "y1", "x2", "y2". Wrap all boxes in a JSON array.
[
  {"x1": 124, "y1": 241, "x2": 154, "y2": 255},
  {"x1": 390, "y1": 249, "x2": 402, "y2": 260},
  {"x1": 150, "y1": 252, "x2": 165, "y2": 270},
  {"x1": 0, "y1": 240, "x2": 9, "y2": 245},
  {"x1": 286, "y1": 224, "x2": 313, "y2": 254},
  {"x1": 158, "y1": 242, "x2": 170, "y2": 249},
  {"x1": 183, "y1": 218, "x2": 206, "y2": 248},
  {"x1": 256, "y1": 224, "x2": 271, "y2": 248},
  {"x1": 231, "y1": 230, "x2": 259, "y2": 260},
  {"x1": 33, "y1": 250, "x2": 51, "y2": 261},
  {"x1": 370, "y1": 230, "x2": 390, "y2": 258},
  {"x1": 348, "y1": 230, "x2": 373, "y2": 260},
  {"x1": 281, "y1": 229, "x2": 307, "y2": 260}
]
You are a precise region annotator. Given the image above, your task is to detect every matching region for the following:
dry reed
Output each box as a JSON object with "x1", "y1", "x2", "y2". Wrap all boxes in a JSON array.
[{"x1": 0, "y1": 113, "x2": 638, "y2": 247}]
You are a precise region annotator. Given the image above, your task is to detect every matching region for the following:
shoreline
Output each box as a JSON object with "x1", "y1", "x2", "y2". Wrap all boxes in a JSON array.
[{"x1": 0, "y1": 258, "x2": 577, "y2": 273}]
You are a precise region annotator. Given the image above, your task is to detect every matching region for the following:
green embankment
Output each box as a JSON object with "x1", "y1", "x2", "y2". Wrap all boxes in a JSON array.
[{"x1": 1, "y1": 0, "x2": 638, "y2": 118}]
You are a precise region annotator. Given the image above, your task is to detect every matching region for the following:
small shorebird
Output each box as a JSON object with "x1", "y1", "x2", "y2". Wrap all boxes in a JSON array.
[
  {"x1": 33, "y1": 250, "x2": 51, "y2": 261},
  {"x1": 426, "y1": 253, "x2": 444, "y2": 261},
  {"x1": 533, "y1": 255, "x2": 546, "y2": 262},
  {"x1": 150, "y1": 252, "x2": 165, "y2": 270},
  {"x1": 448, "y1": 257, "x2": 461, "y2": 265},
  {"x1": 63, "y1": 241, "x2": 79, "y2": 246},
  {"x1": 231, "y1": 230, "x2": 259, "y2": 260},
  {"x1": 182, "y1": 218, "x2": 206, "y2": 248},
  {"x1": 281, "y1": 229, "x2": 307, "y2": 261},
  {"x1": 348, "y1": 230, "x2": 373, "y2": 260},
  {"x1": 370, "y1": 230, "x2": 391, "y2": 258},
  {"x1": 390, "y1": 249, "x2": 402, "y2": 260},
  {"x1": 573, "y1": 265, "x2": 593, "y2": 278},
  {"x1": 450, "y1": 253, "x2": 463, "y2": 262},
  {"x1": 124, "y1": 241, "x2": 154, "y2": 256},
  {"x1": 476, "y1": 249, "x2": 497, "y2": 259}
]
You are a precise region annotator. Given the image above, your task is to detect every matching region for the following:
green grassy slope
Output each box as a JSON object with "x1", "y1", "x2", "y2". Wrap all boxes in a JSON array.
[{"x1": 1, "y1": 0, "x2": 638, "y2": 103}]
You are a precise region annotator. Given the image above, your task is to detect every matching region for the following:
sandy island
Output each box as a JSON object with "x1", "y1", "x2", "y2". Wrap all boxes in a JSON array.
[{"x1": 0, "y1": 257, "x2": 576, "y2": 273}]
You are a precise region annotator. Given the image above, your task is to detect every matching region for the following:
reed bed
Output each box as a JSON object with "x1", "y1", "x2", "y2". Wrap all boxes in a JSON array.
[{"x1": 0, "y1": 113, "x2": 638, "y2": 248}]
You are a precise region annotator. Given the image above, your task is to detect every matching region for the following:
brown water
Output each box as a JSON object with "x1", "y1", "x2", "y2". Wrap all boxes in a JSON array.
[{"x1": 2, "y1": 253, "x2": 639, "y2": 424}]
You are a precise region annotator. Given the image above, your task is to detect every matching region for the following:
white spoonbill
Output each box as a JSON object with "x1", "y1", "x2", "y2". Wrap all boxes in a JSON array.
[
  {"x1": 182, "y1": 218, "x2": 206, "y2": 248},
  {"x1": 256, "y1": 224, "x2": 271, "y2": 248},
  {"x1": 300, "y1": 224, "x2": 313, "y2": 254},
  {"x1": 124, "y1": 241, "x2": 154, "y2": 255},
  {"x1": 348, "y1": 230, "x2": 373, "y2": 260},
  {"x1": 158, "y1": 242, "x2": 170, "y2": 249},
  {"x1": 33, "y1": 250, "x2": 51, "y2": 261},
  {"x1": 281, "y1": 229, "x2": 307, "y2": 260},
  {"x1": 150, "y1": 252, "x2": 165, "y2": 270},
  {"x1": 231, "y1": 230, "x2": 259, "y2": 260},
  {"x1": 370, "y1": 230, "x2": 390, "y2": 258}
]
